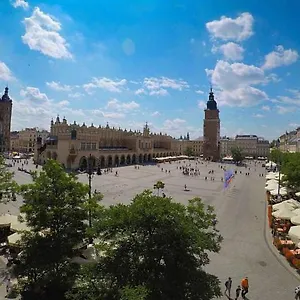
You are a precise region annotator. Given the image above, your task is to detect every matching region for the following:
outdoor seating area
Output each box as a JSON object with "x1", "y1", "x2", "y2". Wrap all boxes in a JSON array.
[{"x1": 265, "y1": 171, "x2": 300, "y2": 270}]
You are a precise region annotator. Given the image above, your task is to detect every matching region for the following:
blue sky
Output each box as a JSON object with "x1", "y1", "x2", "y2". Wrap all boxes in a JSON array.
[{"x1": 1, "y1": 0, "x2": 300, "y2": 140}]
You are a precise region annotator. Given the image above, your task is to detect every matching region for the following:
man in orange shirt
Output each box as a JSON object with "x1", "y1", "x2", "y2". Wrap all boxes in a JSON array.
[{"x1": 241, "y1": 277, "x2": 249, "y2": 299}]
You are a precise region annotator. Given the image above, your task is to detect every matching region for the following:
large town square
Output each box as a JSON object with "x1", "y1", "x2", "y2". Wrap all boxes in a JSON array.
[{"x1": 0, "y1": 157, "x2": 299, "y2": 299}]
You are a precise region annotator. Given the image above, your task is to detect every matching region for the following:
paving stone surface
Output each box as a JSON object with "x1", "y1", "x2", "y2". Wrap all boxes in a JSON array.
[{"x1": 1, "y1": 159, "x2": 299, "y2": 299}]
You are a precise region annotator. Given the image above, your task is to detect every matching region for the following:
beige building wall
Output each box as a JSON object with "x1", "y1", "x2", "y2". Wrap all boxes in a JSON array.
[
  {"x1": 35, "y1": 118, "x2": 184, "y2": 169},
  {"x1": 220, "y1": 135, "x2": 269, "y2": 158}
]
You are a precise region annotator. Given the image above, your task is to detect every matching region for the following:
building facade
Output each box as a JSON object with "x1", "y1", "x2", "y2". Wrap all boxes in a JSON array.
[
  {"x1": 0, "y1": 87, "x2": 12, "y2": 153},
  {"x1": 35, "y1": 117, "x2": 185, "y2": 170},
  {"x1": 278, "y1": 129, "x2": 300, "y2": 153},
  {"x1": 220, "y1": 135, "x2": 270, "y2": 158},
  {"x1": 202, "y1": 88, "x2": 220, "y2": 161},
  {"x1": 10, "y1": 128, "x2": 49, "y2": 153}
]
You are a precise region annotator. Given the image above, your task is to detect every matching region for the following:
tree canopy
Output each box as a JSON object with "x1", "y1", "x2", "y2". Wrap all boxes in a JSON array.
[
  {"x1": 15, "y1": 160, "x2": 92, "y2": 300},
  {"x1": 68, "y1": 190, "x2": 223, "y2": 300},
  {"x1": 0, "y1": 155, "x2": 17, "y2": 202},
  {"x1": 230, "y1": 147, "x2": 243, "y2": 164},
  {"x1": 268, "y1": 151, "x2": 300, "y2": 190},
  {"x1": 184, "y1": 147, "x2": 194, "y2": 157},
  {"x1": 153, "y1": 180, "x2": 165, "y2": 196}
]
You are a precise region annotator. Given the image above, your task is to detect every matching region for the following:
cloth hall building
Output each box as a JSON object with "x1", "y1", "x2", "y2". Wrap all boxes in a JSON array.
[{"x1": 34, "y1": 117, "x2": 198, "y2": 170}]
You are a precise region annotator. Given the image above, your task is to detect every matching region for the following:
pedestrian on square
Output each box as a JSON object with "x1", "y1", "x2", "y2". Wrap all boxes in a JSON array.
[
  {"x1": 235, "y1": 285, "x2": 241, "y2": 299},
  {"x1": 225, "y1": 277, "x2": 232, "y2": 297},
  {"x1": 241, "y1": 277, "x2": 249, "y2": 299},
  {"x1": 295, "y1": 285, "x2": 300, "y2": 300}
]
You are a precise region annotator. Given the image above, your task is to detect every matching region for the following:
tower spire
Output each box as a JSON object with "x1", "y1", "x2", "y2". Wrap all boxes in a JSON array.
[{"x1": 206, "y1": 87, "x2": 217, "y2": 110}]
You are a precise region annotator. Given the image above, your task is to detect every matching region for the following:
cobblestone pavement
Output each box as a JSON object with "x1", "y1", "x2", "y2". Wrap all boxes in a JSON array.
[{"x1": 1, "y1": 159, "x2": 299, "y2": 299}]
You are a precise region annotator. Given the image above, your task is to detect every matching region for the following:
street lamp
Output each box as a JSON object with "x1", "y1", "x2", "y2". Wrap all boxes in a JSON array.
[
  {"x1": 277, "y1": 158, "x2": 281, "y2": 199},
  {"x1": 87, "y1": 153, "x2": 94, "y2": 228}
]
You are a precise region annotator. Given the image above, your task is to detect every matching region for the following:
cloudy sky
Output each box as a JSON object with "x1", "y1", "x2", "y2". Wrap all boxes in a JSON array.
[{"x1": 1, "y1": 0, "x2": 300, "y2": 140}]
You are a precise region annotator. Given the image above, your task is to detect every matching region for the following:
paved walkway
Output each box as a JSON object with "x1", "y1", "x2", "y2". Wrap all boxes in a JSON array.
[{"x1": 0, "y1": 159, "x2": 299, "y2": 299}]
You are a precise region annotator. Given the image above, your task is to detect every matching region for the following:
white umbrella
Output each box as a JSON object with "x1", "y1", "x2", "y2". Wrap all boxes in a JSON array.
[
  {"x1": 273, "y1": 200, "x2": 300, "y2": 211},
  {"x1": 8, "y1": 232, "x2": 22, "y2": 246},
  {"x1": 288, "y1": 226, "x2": 300, "y2": 244},
  {"x1": 291, "y1": 215, "x2": 300, "y2": 225},
  {"x1": 265, "y1": 184, "x2": 279, "y2": 191},
  {"x1": 270, "y1": 187, "x2": 287, "y2": 196},
  {"x1": 266, "y1": 179, "x2": 278, "y2": 185},
  {"x1": 266, "y1": 173, "x2": 277, "y2": 180},
  {"x1": 272, "y1": 207, "x2": 297, "y2": 220},
  {"x1": 0, "y1": 214, "x2": 30, "y2": 232}
]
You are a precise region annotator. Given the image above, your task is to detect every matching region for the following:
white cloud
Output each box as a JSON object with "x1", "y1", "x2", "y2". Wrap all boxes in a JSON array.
[
  {"x1": 289, "y1": 123, "x2": 300, "y2": 128},
  {"x1": 46, "y1": 81, "x2": 72, "y2": 91},
  {"x1": 141, "y1": 77, "x2": 189, "y2": 96},
  {"x1": 106, "y1": 99, "x2": 139, "y2": 111},
  {"x1": 57, "y1": 100, "x2": 69, "y2": 106},
  {"x1": 20, "y1": 87, "x2": 49, "y2": 103},
  {"x1": 151, "y1": 111, "x2": 160, "y2": 117},
  {"x1": 162, "y1": 118, "x2": 186, "y2": 134},
  {"x1": 276, "y1": 106, "x2": 295, "y2": 114},
  {"x1": 207, "y1": 60, "x2": 265, "y2": 90},
  {"x1": 217, "y1": 86, "x2": 268, "y2": 107},
  {"x1": 0, "y1": 62, "x2": 14, "y2": 81},
  {"x1": 218, "y1": 42, "x2": 244, "y2": 61},
  {"x1": 262, "y1": 45, "x2": 298, "y2": 70},
  {"x1": 253, "y1": 113, "x2": 264, "y2": 118},
  {"x1": 92, "y1": 110, "x2": 125, "y2": 119},
  {"x1": 11, "y1": 0, "x2": 29, "y2": 10},
  {"x1": 195, "y1": 90, "x2": 204, "y2": 94},
  {"x1": 135, "y1": 88, "x2": 146, "y2": 95},
  {"x1": 83, "y1": 77, "x2": 127, "y2": 93},
  {"x1": 262, "y1": 105, "x2": 270, "y2": 111},
  {"x1": 22, "y1": 7, "x2": 72, "y2": 59},
  {"x1": 149, "y1": 89, "x2": 168, "y2": 96},
  {"x1": 206, "y1": 12, "x2": 254, "y2": 41},
  {"x1": 198, "y1": 101, "x2": 206, "y2": 109},
  {"x1": 144, "y1": 77, "x2": 189, "y2": 91},
  {"x1": 68, "y1": 92, "x2": 83, "y2": 98}
]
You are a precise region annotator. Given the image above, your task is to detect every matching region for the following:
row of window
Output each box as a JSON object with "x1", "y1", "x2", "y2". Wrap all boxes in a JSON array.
[{"x1": 81, "y1": 142, "x2": 97, "y2": 150}]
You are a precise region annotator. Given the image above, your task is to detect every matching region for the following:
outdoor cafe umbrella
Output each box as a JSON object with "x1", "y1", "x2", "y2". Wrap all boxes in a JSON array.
[
  {"x1": 273, "y1": 199, "x2": 300, "y2": 211},
  {"x1": 272, "y1": 207, "x2": 297, "y2": 220},
  {"x1": 270, "y1": 187, "x2": 288, "y2": 196},
  {"x1": 8, "y1": 232, "x2": 22, "y2": 247},
  {"x1": 265, "y1": 184, "x2": 278, "y2": 191},
  {"x1": 288, "y1": 226, "x2": 300, "y2": 244},
  {"x1": 291, "y1": 215, "x2": 300, "y2": 225}
]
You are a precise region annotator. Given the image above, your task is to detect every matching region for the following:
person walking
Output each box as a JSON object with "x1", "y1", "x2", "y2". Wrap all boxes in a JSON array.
[
  {"x1": 235, "y1": 285, "x2": 241, "y2": 300},
  {"x1": 225, "y1": 277, "x2": 232, "y2": 297},
  {"x1": 241, "y1": 277, "x2": 249, "y2": 299},
  {"x1": 295, "y1": 285, "x2": 300, "y2": 300}
]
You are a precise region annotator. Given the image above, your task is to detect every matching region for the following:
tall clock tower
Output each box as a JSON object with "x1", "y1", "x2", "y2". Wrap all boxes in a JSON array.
[
  {"x1": 0, "y1": 87, "x2": 12, "y2": 153},
  {"x1": 203, "y1": 88, "x2": 220, "y2": 161}
]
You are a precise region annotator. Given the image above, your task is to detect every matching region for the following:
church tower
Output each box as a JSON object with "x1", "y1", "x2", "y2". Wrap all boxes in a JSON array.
[
  {"x1": 0, "y1": 87, "x2": 12, "y2": 153},
  {"x1": 202, "y1": 88, "x2": 220, "y2": 161}
]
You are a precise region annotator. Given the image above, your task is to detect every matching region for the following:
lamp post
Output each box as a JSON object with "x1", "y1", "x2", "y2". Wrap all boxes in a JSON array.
[
  {"x1": 277, "y1": 158, "x2": 281, "y2": 199},
  {"x1": 87, "y1": 153, "x2": 94, "y2": 228}
]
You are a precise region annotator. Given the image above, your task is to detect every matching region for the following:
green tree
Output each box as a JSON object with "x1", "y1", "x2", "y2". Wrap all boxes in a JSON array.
[
  {"x1": 153, "y1": 180, "x2": 165, "y2": 196},
  {"x1": 0, "y1": 155, "x2": 18, "y2": 202},
  {"x1": 230, "y1": 147, "x2": 243, "y2": 164},
  {"x1": 269, "y1": 149, "x2": 284, "y2": 164},
  {"x1": 184, "y1": 147, "x2": 194, "y2": 157},
  {"x1": 281, "y1": 153, "x2": 300, "y2": 190},
  {"x1": 69, "y1": 190, "x2": 222, "y2": 300},
  {"x1": 14, "y1": 160, "x2": 91, "y2": 300}
]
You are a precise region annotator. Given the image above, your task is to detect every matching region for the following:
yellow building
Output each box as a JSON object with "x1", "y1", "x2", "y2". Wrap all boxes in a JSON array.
[
  {"x1": 35, "y1": 117, "x2": 188, "y2": 170},
  {"x1": 10, "y1": 128, "x2": 49, "y2": 153}
]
